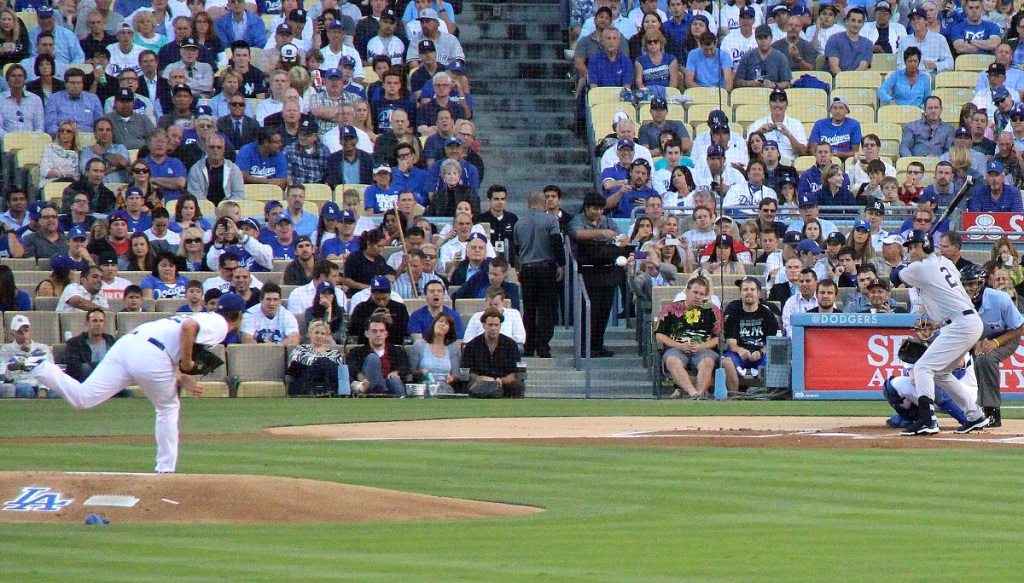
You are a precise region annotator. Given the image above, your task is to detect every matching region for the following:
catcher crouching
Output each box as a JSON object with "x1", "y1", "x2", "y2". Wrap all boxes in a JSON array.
[
  {"x1": 884, "y1": 316, "x2": 974, "y2": 430},
  {"x1": 4, "y1": 294, "x2": 245, "y2": 473}
]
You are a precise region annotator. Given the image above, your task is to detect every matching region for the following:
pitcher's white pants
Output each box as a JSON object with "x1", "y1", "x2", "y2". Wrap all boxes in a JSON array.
[
  {"x1": 913, "y1": 313, "x2": 985, "y2": 421},
  {"x1": 28, "y1": 338, "x2": 180, "y2": 472}
]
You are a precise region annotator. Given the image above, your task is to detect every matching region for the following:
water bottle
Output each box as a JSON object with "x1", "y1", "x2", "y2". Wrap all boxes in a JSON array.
[
  {"x1": 713, "y1": 368, "x2": 728, "y2": 400},
  {"x1": 337, "y1": 364, "x2": 351, "y2": 397},
  {"x1": 424, "y1": 372, "x2": 435, "y2": 397}
]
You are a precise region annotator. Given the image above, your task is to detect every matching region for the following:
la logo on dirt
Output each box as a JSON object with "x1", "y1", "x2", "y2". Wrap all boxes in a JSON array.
[{"x1": 3, "y1": 487, "x2": 74, "y2": 512}]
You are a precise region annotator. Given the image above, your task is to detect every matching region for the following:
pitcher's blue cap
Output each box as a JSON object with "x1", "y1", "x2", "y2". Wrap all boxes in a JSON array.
[{"x1": 216, "y1": 292, "x2": 246, "y2": 313}]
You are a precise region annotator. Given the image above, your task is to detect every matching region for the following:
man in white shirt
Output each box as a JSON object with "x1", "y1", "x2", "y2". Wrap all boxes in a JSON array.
[
  {"x1": 462, "y1": 286, "x2": 526, "y2": 347},
  {"x1": 578, "y1": 0, "x2": 639, "y2": 40},
  {"x1": 781, "y1": 267, "x2": 818, "y2": 334},
  {"x1": 599, "y1": 117, "x2": 654, "y2": 171},
  {"x1": 98, "y1": 255, "x2": 132, "y2": 300},
  {"x1": 0, "y1": 315, "x2": 55, "y2": 398},
  {"x1": 440, "y1": 221, "x2": 497, "y2": 269},
  {"x1": 286, "y1": 259, "x2": 347, "y2": 314},
  {"x1": 57, "y1": 265, "x2": 111, "y2": 313},
  {"x1": 802, "y1": 5, "x2": 844, "y2": 54},
  {"x1": 720, "y1": 5, "x2": 758, "y2": 68},
  {"x1": 241, "y1": 283, "x2": 300, "y2": 345},
  {"x1": 690, "y1": 110, "x2": 746, "y2": 168},
  {"x1": 747, "y1": 88, "x2": 808, "y2": 162},
  {"x1": 106, "y1": 22, "x2": 145, "y2": 75}
]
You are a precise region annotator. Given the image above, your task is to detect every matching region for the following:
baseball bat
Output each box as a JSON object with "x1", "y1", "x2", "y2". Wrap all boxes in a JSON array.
[{"x1": 928, "y1": 175, "x2": 973, "y2": 239}]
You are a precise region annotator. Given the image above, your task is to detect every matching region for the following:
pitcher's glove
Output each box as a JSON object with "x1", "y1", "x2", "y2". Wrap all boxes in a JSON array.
[
  {"x1": 179, "y1": 345, "x2": 225, "y2": 376},
  {"x1": 898, "y1": 338, "x2": 929, "y2": 365}
]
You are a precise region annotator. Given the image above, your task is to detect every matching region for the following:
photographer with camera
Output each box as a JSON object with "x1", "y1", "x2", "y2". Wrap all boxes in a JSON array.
[{"x1": 206, "y1": 215, "x2": 274, "y2": 274}]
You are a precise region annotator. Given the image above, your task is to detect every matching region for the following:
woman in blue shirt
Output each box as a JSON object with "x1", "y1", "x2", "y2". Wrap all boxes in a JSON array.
[
  {"x1": 877, "y1": 46, "x2": 931, "y2": 108},
  {"x1": 169, "y1": 193, "x2": 212, "y2": 234},
  {"x1": 141, "y1": 252, "x2": 190, "y2": 299},
  {"x1": 634, "y1": 30, "x2": 679, "y2": 91},
  {"x1": 0, "y1": 266, "x2": 32, "y2": 312}
]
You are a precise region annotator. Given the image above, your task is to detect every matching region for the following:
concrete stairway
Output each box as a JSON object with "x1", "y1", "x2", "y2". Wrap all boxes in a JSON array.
[
  {"x1": 523, "y1": 326, "x2": 661, "y2": 398},
  {"x1": 460, "y1": 0, "x2": 593, "y2": 213}
]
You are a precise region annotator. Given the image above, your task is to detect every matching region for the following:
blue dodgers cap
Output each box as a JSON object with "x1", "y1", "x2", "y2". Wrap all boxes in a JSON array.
[
  {"x1": 240, "y1": 217, "x2": 260, "y2": 231},
  {"x1": 50, "y1": 254, "x2": 86, "y2": 274},
  {"x1": 782, "y1": 231, "x2": 802, "y2": 245},
  {"x1": 617, "y1": 138, "x2": 635, "y2": 150},
  {"x1": 125, "y1": 186, "x2": 144, "y2": 199},
  {"x1": 734, "y1": 275, "x2": 762, "y2": 290},
  {"x1": 295, "y1": 234, "x2": 312, "y2": 245},
  {"x1": 797, "y1": 239, "x2": 824, "y2": 254},
  {"x1": 993, "y1": 86, "x2": 1011, "y2": 101},
  {"x1": 448, "y1": 59, "x2": 466, "y2": 74},
  {"x1": 216, "y1": 292, "x2": 247, "y2": 313},
  {"x1": 467, "y1": 232, "x2": 488, "y2": 244},
  {"x1": 650, "y1": 97, "x2": 668, "y2": 110},
  {"x1": 37, "y1": 5, "x2": 54, "y2": 17},
  {"x1": 341, "y1": 55, "x2": 357, "y2": 68},
  {"x1": 955, "y1": 126, "x2": 971, "y2": 138},
  {"x1": 446, "y1": 136, "x2": 464, "y2": 147},
  {"x1": 108, "y1": 210, "x2": 129, "y2": 224},
  {"x1": 918, "y1": 190, "x2": 937, "y2": 203},
  {"x1": 988, "y1": 160, "x2": 1005, "y2": 174},
  {"x1": 908, "y1": 7, "x2": 927, "y2": 18},
  {"x1": 316, "y1": 281, "x2": 335, "y2": 295},
  {"x1": 764, "y1": 139, "x2": 779, "y2": 150},
  {"x1": 328, "y1": 19, "x2": 345, "y2": 29},
  {"x1": 370, "y1": 275, "x2": 392, "y2": 292},
  {"x1": 341, "y1": 125, "x2": 358, "y2": 139},
  {"x1": 340, "y1": 209, "x2": 356, "y2": 222},
  {"x1": 264, "y1": 200, "x2": 283, "y2": 213},
  {"x1": 196, "y1": 104, "x2": 213, "y2": 117},
  {"x1": 69, "y1": 225, "x2": 88, "y2": 240},
  {"x1": 853, "y1": 219, "x2": 870, "y2": 231},
  {"x1": 739, "y1": 5, "x2": 756, "y2": 17},
  {"x1": 798, "y1": 192, "x2": 818, "y2": 207},
  {"x1": 1011, "y1": 102, "x2": 1024, "y2": 117},
  {"x1": 276, "y1": 215, "x2": 293, "y2": 225},
  {"x1": 707, "y1": 109, "x2": 729, "y2": 127},
  {"x1": 324, "y1": 67, "x2": 343, "y2": 79},
  {"x1": 706, "y1": 144, "x2": 725, "y2": 157},
  {"x1": 320, "y1": 201, "x2": 341, "y2": 220},
  {"x1": 691, "y1": 13, "x2": 710, "y2": 26},
  {"x1": 28, "y1": 200, "x2": 49, "y2": 220}
]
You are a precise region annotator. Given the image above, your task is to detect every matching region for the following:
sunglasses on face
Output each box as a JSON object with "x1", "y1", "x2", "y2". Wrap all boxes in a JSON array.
[
  {"x1": 132, "y1": 167, "x2": 150, "y2": 174},
  {"x1": 230, "y1": 101, "x2": 246, "y2": 106},
  {"x1": 1012, "y1": 115, "x2": 1024, "y2": 122},
  {"x1": 184, "y1": 238, "x2": 203, "y2": 244},
  {"x1": 907, "y1": 170, "x2": 923, "y2": 175}
]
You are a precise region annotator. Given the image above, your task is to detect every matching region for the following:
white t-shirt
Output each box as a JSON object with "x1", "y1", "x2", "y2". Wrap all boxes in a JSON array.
[
  {"x1": 720, "y1": 29, "x2": 757, "y2": 69},
  {"x1": 287, "y1": 280, "x2": 350, "y2": 314},
  {"x1": 57, "y1": 283, "x2": 111, "y2": 312},
  {"x1": 439, "y1": 236, "x2": 497, "y2": 268},
  {"x1": 203, "y1": 274, "x2": 265, "y2": 293},
  {"x1": 719, "y1": 5, "x2": 762, "y2": 34},
  {"x1": 747, "y1": 115, "x2": 808, "y2": 163},
  {"x1": 105, "y1": 42, "x2": 146, "y2": 75},
  {"x1": 462, "y1": 308, "x2": 526, "y2": 344},
  {"x1": 145, "y1": 228, "x2": 182, "y2": 246},
  {"x1": 241, "y1": 305, "x2": 299, "y2": 344},
  {"x1": 132, "y1": 312, "x2": 229, "y2": 363},
  {"x1": 322, "y1": 124, "x2": 374, "y2": 155},
  {"x1": 100, "y1": 276, "x2": 132, "y2": 300},
  {"x1": 599, "y1": 142, "x2": 654, "y2": 172},
  {"x1": 320, "y1": 44, "x2": 365, "y2": 78}
]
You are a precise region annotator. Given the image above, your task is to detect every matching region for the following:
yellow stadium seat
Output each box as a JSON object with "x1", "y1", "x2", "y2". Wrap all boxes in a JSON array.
[
  {"x1": 638, "y1": 102, "x2": 685, "y2": 124},
  {"x1": 686, "y1": 102, "x2": 724, "y2": 125},
  {"x1": 243, "y1": 184, "x2": 283, "y2": 201},
  {"x1": 16, "y1": 11, "x2": 37, "y2": 30},
  {"x1": 935, "y1": 70, "x2": 978, "y2": 88},
  {"x1": 848, "y1": 104, "x2": 875, "y2": 123},
  {"x1": 236, "y1": 199, "x2": 266, "y2": 217},
  {"x1": 832, "y1": 87, "x2": 878, "y2": 107},
  {"x1": 729, "y1": 87, "x2": 772, "y2": 108},
  {"x1": 2, "y1": 131, "x2": 51, "y2": 152},
  {"x1": 588, "y1": 86, "x2": 627, "y2": 107},
  {"x1": 786, "y1": 87, "x2": 828, "y2": 111},
  {"x1": 198, "y1": 200, "x2": 216, "y2": 217},
  {"x1": 861, "y1": 122, "x2": 903, "y2": 142},
  {"x1": 636, "y1": 87, "x2": 680, "y2": 104},
  {"x1": 955, "y1": 54, "x2": 995, "y2": 72},
  {"x1": 801, "y1": 104, "x2": 827, "y2": 122},
  {"x1": 791, "y1": 70, "x2": 833, "y2": 88},
  {"x1": 128, "y1": 149, "x2": 139, "y2": 161},
  {"x1": 77, "y1": 132, "x2": 95, "y2": 149},
  {"x1": 733, "y1": 104, "x2": 768, "y2": 125},
  {"x1": 261, "y1": 14, "x2": 273, "y2": 29},
  {"x1": 879, "y1": 140, "x2": 899, "y2": 158},
  {"x1": 871, "y1": 53, "x2": 898, "y2": 72},
  {"x1": 43, "y1": 182, "x2": 66, "y2": 205},
  {"x1": 589, "y1": 102, "x2": 634, "y2": 145},
  {"x1": 896, "y1": 156, "x2": 939, "y2": 173},
  {"x1": 363, "y1": 65, "x2": 379, "y2": 85},
  {"x1": 227, "y1": 344, "x2": 287, "y2": 397},
  {"x1": 303, "y1": 183, "x2": 334, "y2": 202},
  {"x1": 941, "y1": 105, "x2": 961, "y2": 124},
  {"x1": 794, "y1": 156, "x2": 817, "y2": 172},
  {"x1": 683, "y1": 86, "x2": 726, "y2": 105},
  {"x1": 835, "y1": 71, "x2": 884, "y2": 89},
  {"x1": 932, "y1": 87, "x2": 974, "y2": 109},
  {"x1": 877, "y1": 104, "x2": 922, "y2": 124}
]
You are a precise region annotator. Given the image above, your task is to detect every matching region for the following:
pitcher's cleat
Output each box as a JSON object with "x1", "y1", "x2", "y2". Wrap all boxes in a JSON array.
[
  {"x1": 6, "y1": 355, "x2": 46, "y2": 372},
  {"x1": 953, "y1": 415, "x2": 990, "y2": 434}
]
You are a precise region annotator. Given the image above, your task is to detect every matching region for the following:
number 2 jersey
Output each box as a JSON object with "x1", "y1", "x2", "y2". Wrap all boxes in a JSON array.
[{"x1": 892, "y1": 254, "x2": 973, "y2": 324}]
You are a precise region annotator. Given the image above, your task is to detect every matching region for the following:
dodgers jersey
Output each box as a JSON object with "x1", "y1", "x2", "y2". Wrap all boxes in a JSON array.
[
  {"x1": 894, "y1": 254, "x2": 973, "y2": 323},
  {"x1": 132, "y1": 313, "x2": 229, "y2": 364},
  {"x1": 241, "y1": 305, "x2": 299, "y2": 343}
]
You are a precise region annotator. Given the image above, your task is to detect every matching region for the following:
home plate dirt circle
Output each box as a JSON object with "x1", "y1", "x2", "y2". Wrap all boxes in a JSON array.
[
  {"x1": 0, "y1": 472, "x2": 542, "y2": 524},
  {"x1": 266, "y1": 416, "x2": 1024, "y2": 449}
]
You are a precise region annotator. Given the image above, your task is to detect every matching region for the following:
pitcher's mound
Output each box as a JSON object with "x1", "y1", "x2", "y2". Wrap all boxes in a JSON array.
[{"x1": 0, "y1": 472, "x2": 542, "y2": 524}]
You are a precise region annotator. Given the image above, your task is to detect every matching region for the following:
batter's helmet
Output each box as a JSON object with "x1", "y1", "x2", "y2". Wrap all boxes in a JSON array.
[
  {"x1": 960, "y1": 263, "x2": 987, "y2": 300},
  {"x1": 902, "y1": 229, "x2": 933, "y2": 254}
]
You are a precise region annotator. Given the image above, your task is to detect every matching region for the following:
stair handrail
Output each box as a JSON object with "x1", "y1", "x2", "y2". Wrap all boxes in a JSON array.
[{"x1": 572, "y1": 261, "x2": 593, "y2": 397}]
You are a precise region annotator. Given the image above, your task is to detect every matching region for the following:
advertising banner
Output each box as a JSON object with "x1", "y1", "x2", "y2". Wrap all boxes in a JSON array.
[{"x1": 961, "y1": 212, "x2": 1024, "y2": 242}]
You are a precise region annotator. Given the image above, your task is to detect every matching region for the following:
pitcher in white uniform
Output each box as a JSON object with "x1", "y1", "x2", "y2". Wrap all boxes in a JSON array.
[
  {"x1": 5, "y1": 294, "x2": 247, "y2": 473},
  {"x1": 891, "y1": 230, "x2": 991, "y2": 435}
]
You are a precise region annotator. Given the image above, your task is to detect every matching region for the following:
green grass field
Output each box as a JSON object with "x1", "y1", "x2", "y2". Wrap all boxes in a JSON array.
[{"x1": 2, "y1": 399, "x2": 1022, "y2": 582}]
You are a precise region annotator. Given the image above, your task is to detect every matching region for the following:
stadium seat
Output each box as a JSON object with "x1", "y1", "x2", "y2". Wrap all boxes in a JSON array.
[
  {"x1": 791, "y1": 70, "x2": 833, "y2": 88},
  {"x1": 235, "y1": 199, "x2": 266, "y2": 217},
  {"x1": 2, "y1": 131, "x2": 51, "y2": 153},
  {"x1": 59, "y1": 312, "x2": 116, "y2": 339},
  {"x1": 860, "y1": 122, "x2": 902, "y2": 142},
  {"x1": 896, "y1": 156, "x2": 939, "y2": 173},
  {"x1": 243, "y1": 184, "x2": 283, "y2": 201},
  {"x1": 941, "y1": 105, "x2": 961, "y2": 124},
  {"x1": 729, "y1": 87, "x2": 772, "y2": 108},
  {"x1": 43, "y1": 181, "x2": 66, "y2": 205},
  {"x1": 932, "y1": 87, "x2": 974, "y2": 110},
  {"x1": 115, "y1": 312, "x2": 169, "y2": 335},
  {"x1": 363, "y1": 65, "x2": 379, "y2": 85},
  {"x1": 13, "y1": 270, "x2": 50, "y2": 288},
  {"x1": 259, "y1": 272, "x2": 284, "y2": 286},
  {"x1": 685, "y1": 102, "x2": 723, "y2": 125},
  {"x1": 935, "y1": 71, "x2": 977, "y2": 88},
  {"x1": 955, "y1": 54, "x2": 994, "y2": 72},
  {"x1": 871, "y1": 53, "x2": 898, "y2": 72},
  {"x1": 837, "y1": 71, "x2": 884, "y2": 91},
  {"x1": 733, "y1": 104, "x2": 769, "y2": 125},
  {"x1": 683, "y1": 86, "x2": 726, "y2": 105},
  {"x1": 832, "y1": 87, "x2": 878, "y2": 108},
  {"x1": 4, "y1": 311, "x2": 59, "y2": 345},
  {"x1": 127, "y1": 149, "x2": 139, "y2": 161},
  {"x1": 636, "y1": 87, "x2": 680, "y2": 105},
  {"x1": 590, "y1": 102, "x2": 635, "y2": 145},
  {"x1": 227, "y1": 344, "x2": 287, "y2": 397},
  {"x1": 16, "y1": 11, "x2": 37, "y2": 30},
  {"x1": 588, "y1": 86, "x2": 627, "y2": 107},
  {"x1": 638, "y1": 102, "x2": 685, "y2": 124},
  {"x1": 786, "y1": 87, "x2": 828, "y2": 111},
  {"x1": 877, "y1": 104, "x2": 921, "y2": 124},
  {"x1": 405, "y1": 298, "x2": 428, "y2": 314},
  {"x1": 33, "y1": 296, "x2": 58, "y2": 311},
  {"x1": 847, "y1": 104, "x2": 875, "y2": 123},
  {"x1": 77, "y1": 132, "x2": 95, "y2": 149},
  {"x1": 304, "y1": 183, "x2": 334, "y2": 202},
  {"x1": 3, "y1": 258, "x2": 37, "y2": 270},
  {"x1": 155, "y1": 298, "x2": 189, "y2": 312}
]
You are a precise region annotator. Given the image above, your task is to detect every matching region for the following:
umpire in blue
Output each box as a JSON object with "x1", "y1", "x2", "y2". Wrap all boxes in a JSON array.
[
  {"x1": 514, "y1": 190, "x2": 565, "y2": 358},
  {"x1": 961, "y1": 264, "x2": 1024, "y2": 428}
]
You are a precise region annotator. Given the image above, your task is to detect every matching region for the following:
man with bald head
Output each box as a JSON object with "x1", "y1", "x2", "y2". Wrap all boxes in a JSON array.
[
  {"x1": 372, "y1": 108, "x2": 417, "y2": 165},
  {"x1": 599, "y1": 117, "x2": 654, "y2": 170}
]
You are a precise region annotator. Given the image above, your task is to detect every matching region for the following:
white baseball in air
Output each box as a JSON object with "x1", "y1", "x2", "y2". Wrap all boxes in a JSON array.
[{"x1": 615, "y1": 256, "x2": 628, "y2": 267}]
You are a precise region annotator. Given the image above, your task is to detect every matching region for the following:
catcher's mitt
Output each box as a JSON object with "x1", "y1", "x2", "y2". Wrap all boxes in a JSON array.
[
  {"x1": 898, "y1": 338, "x2": 929, "y2": 365},
  {"x1": 179, "y1": 345, "x2": 225, "y2": 376}
]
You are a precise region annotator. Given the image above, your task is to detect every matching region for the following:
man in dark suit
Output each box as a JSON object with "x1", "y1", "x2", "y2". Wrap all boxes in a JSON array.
[
  {"x1": 768, "y1": 257, "x2": 801, "y2": 305},
  {"x1": 217, "y1": 99, "x2": 259, "y2": 149},
  {"x1": 325, "y1": 125, "x2": 375, "y2": 187},
  {"x1": 137, "y1": 50, "x2": 172, "y2": 117}
]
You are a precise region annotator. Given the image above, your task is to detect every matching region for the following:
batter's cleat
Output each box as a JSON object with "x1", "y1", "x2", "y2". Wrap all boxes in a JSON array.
[
  {"x1": 901, "y1": 420, "x2": 939, "y2": 436},
  {"x1": 6, "y1": 355, "x2": 46, "y2": 372},
  {"x1": 886, "y1": 414, "x2": 912, "y2": 429},
  {"x1": 984, "y1": 407, "x2": 1002, "y2": 428},
  {"x1": 954, "y1": 415, "x2": 991, "y2": 434}
]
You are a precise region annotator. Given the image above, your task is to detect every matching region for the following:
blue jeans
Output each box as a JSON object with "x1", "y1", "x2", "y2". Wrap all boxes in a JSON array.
[{"x1": 362, "y1": 354, "x2": 406, "y2": 397}]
